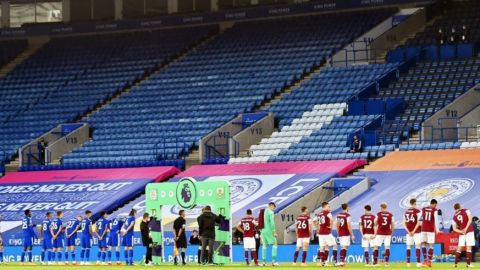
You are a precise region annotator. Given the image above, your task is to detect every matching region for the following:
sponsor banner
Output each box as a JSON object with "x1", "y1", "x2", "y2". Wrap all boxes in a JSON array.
[
  {"x1": 348, "y1": 168, "x2": 479, "y2": 228},
  {"x1": 170, "y1": 161, "x2": 365, "y2": 223},
  {"x1": 0, "y1": 0, "x2": 432, "y2": 37},
  {"x1": 1, "y1": 243, "x2": 441, "y2": 262},
  {"x1": 365, "y1": 149, "x2": 480, "y2": 171}
]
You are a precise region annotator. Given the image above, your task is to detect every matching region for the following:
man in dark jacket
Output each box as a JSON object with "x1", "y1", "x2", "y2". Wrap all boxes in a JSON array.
[
  {"x1": 140, "y1": 213, "x2": 153, "y2": 266},
  {"x1": 197, "y1": 206, "x2": 221, "y2": 265}
]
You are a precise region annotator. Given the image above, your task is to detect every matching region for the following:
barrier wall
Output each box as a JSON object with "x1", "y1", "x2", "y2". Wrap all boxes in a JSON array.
[{"x1": 349, "y1": 149, "x2": 480, "y2": 228}]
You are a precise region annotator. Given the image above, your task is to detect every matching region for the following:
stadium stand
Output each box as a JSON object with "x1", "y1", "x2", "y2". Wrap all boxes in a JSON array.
[
  {"x1": 405, "y1": 0, "x2": 480, "y2": 46},
  {"x1": 376, "y1": 58, "x2": 480, "y2": 144},
  {"x1": 60, "y1": 9, "x2": 396, "y2": 168},
  {"x1": 229, "y1": 63, "x2": 399, "y2": 163},
  {"x1": 0, "y1": 39, "x2": 27, "y2": 71},
  {"x1": 0, "y1": 26, "x2": 217, "y2": 168}
]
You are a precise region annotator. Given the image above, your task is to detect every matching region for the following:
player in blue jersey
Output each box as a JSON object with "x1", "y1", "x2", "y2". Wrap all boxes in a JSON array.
[
  {"x1": 65, "y1": 215, "x2": 82, "y2": 265},
  {"x1": 122, "y1": 209, "x2": 137, "y2": 266},
  {"x1": 40, "y1": 212, "x2": 53, "y2": 265},
  {"x1": 51, "y1": 211, "x2": 64, "y2": 264},
  {"x1": 95, "y1": 211, "x2": 110, "y2": 265},
  {"x1": 107, "y1": 215, "x2": 124, "y2": 265},
  {"x1": 80, "y1": 210, "x2": 93, "y2": 265},
  {"x1": 21, "y1": 209, "x2": 37, "y2": 265}
]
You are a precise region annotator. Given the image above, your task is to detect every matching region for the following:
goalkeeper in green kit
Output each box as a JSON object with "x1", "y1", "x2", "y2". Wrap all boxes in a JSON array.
[{"x1": 261, "y1": 202, "x2": 279, "y2": 266}]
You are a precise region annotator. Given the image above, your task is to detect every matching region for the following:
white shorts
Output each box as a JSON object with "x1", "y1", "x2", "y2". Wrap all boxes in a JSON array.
[
  {"x1": 375, "y1": 235, "x2": 391, "y2": 247},
  {"x1": 318, "y1": 234, "x2": 336, "y2": 247},
  {"x1": 339, "y1": 236, "x2": 351, "y2": 247},
  {"x1": 422, "y1": 232, "x2": 435, "y2": 244},
  {"x1": 243, "y1": 237, "x2": 256, "y2": 250},
  {"x1": 458, "y1": 232, "x2": 475, "y2": 247},
  {"x1": 406, "y1": 233, "x2": 422, "y2": 246},
  {"x1": 296, "y1": 237, "x2": 310, "y2": 248},
  {"x1": 361, "y1": 234, "x2": 374, "y2": 248}
]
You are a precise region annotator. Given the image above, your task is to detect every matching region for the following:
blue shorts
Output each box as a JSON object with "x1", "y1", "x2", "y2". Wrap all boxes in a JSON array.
[
  {"x1": 23, "y1": 237, "x2": 34, "y2": 248},
  {"x1": 122, "y1": 235, "x2": 134, "y2": 247},
  {"x1": 53, "y1": 237, "x2": 64, "y2": 249},
  {"x1": 81, "y1": 237, "x2": 92, "y2": 249},
  {"x1": 66, "y1": 235, "x2": 77, "y2": 247},
  {"x1": 107, "y1": 233, "x2": 120, "y2": 247},
  {"x1": 98, "y1": 237, "x2": 107, "y2": 249},
  {"x1": 42, "y1": 238, "x2": 53, "y2": 250}
]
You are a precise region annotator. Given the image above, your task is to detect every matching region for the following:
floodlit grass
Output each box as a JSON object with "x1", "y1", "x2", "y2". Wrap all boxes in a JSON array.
[{"x1": 0, "y1": 262, "x2": 464, "y2": 269}]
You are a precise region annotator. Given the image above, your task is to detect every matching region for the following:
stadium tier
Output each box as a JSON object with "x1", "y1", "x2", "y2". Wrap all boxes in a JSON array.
[
  {"x1": 60, "y1": 9, "x2": 396, "y2": 167},
  {"x1": 0, "y1": 39, "x2": 27, "y2": 70},
  {"x1": 405, "y1": 0, "x2": 480, "y2": 46},
  {"x1": 229, "y1": 63, "x2": 399, "y2": 163},
  {"x1": 377, "y1": 58, "x2": 480, "y2": 144},
  {"x1": 0, "y1": 26, "x2": 216, "y2": 164}
]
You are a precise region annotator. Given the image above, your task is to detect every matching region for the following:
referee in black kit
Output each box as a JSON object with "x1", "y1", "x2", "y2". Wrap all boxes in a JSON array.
[{"x1": 173, "y1": 210, "x2": 187, "y2": 265}]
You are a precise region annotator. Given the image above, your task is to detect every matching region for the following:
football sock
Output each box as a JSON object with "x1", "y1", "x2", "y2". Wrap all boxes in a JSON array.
[
  {"x1": 293, "y1": 251, "x2": 299, "y2": 263},
  {"x1": 373, "y1": 250, "x2": 379, "y2": 264},
  {"x1": 385, "y1": 249, "x2": 390, "y2": 263},
  {"x1": 333, "y1": 249, "x2": 338, "y2": 263},
  {"x1": 416, "y1": 248, "x2": 421, "y2": 263},
  {"x1": 262, "y1": 246, "x2": 267, "y2": 263},
  {"x1": 272, "y1": 246, "x2": 278, "y2": 262},
  {"x1": 467, "y1": 251, "x2": 472, "y2": 265},
  {"x1": 364, "y1": 251, "x2": 369, "y2": 264},
  {"x1": 406, "y1": 249, "x2": 411, "y2": 263},
  {"x1": 428, "y1": 248, "x2": 433, "y2": 261},
  {"x1": 302, "y1": 251, "x2": 307, "y2": 263}
]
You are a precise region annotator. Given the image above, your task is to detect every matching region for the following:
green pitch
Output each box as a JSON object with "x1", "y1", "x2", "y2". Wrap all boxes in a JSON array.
[{"x1": 0, "y1": 263, "x2": 462, "y2": 269}]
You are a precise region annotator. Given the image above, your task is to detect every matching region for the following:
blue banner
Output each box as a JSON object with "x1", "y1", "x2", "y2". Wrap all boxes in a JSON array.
[{"x1": 0, "y1": 243, "x2": 441, "y2": 263}]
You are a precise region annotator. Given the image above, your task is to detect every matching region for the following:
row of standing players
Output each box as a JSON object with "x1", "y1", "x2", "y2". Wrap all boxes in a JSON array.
[
  {"x1": 20, "y1": 209, "x2": 137, "y2": 266},
  {"x1": 237, "y1": 199, "x2": 475, "y2": 267}
]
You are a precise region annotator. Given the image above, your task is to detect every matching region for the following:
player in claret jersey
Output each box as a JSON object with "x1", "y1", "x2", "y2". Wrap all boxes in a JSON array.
[
  {"x1": 373, "y1": 202, "x2": 394, "y2": 267},
  {"x1": 403, "y1": 198, "x2": 422, "y2": 268},
  {"x1": 336, "y1": 203, "x2": 355, "y2": 267},
  {"x1": 421, "y1": 199, "x2": 438, "y2": 267},
  {"x1": 237, "y1": 209, "x2": 259, "y2": 266},
  {"x1": 292, "y1": 206, "x2": 311, "y2": 267},
  {"x1": 452, "y1": 203, "x2": 475, "y2": 268},
  {"x1": 313, "y1": 202, "x2": 338, "y2": 267},
  {"x1": 359, "y1": 205, "x2": 376, "y2": 266}
]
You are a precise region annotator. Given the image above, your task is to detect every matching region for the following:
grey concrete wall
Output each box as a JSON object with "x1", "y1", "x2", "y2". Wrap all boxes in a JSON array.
[
  {"x1": 47, "y1": 124, "x2": 89, "y2": 163},
  {"x1": 370, "y1": 8, "x2": 426, "y2": 56},
  {"x1": 458, "y1": 105, "x2": 480, "y2": 141},
  {"x1": 229, "y1": 113, "x2": 274, "y2": 154},
  {"x1": 422, "y1": 84, "x2": 480, "y2": 142}
]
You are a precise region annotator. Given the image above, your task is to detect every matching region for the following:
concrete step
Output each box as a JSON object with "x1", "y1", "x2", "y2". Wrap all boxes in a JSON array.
[{"x1": 0, "y1": 37, "x2": 49, "y2": 78}]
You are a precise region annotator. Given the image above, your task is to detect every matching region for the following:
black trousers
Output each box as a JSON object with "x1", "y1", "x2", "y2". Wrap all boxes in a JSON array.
[
  {"x1": 200, "y1": 237, "x2": 215, "y2": 264},
  {"x1": 144, "y1": 245, "x2": 152, "y2": 264}
]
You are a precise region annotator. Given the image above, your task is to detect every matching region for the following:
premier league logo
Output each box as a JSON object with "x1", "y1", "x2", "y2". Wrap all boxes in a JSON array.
[
  {"x1": 181, "y1": 183, "x2": 192, "y2": 203},
  {"x1": 176, "y1": 177, "x2": 197, "y2": 209}
]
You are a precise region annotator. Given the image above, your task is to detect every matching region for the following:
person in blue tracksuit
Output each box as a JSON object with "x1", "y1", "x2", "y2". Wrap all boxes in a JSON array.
[
  {"x1": 40, "y1": 212, "x2": 53, "y2": 265},
  {"x1": 80, "y1": 210, "x2": 93, "y2": 265},
  {"x1": 65, "y1": 215, "x2": 82, "y2": 265},
  {"x1": 95, "y1": 211, "x2": 110, "y2": 265},
  {"x1": 21, "y1": 209, "x2": 37, "y2": 265},
  {"x1": 51, "y1": 211, "x2": 64, "y2": 264},
  {"x1": 107, "y1": 215, "x2": 124, "y2": 265},
  {"x1": 122, "y1": 209, "x2": 137, "y2": 266}
]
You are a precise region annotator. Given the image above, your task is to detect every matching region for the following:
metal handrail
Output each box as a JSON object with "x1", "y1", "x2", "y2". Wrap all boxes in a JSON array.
[{"x1": 153, "y1": 137, "x2": 189, "y2": 161}]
